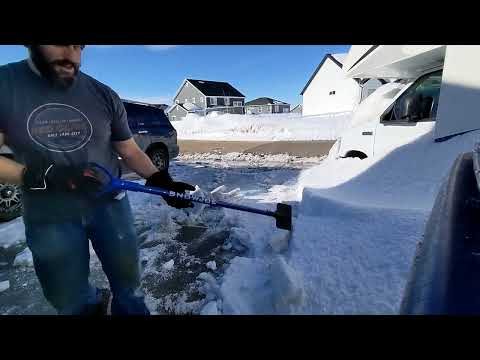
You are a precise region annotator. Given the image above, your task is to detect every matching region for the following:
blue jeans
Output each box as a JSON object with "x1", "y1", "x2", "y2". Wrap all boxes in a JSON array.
[{"x1": 23, "y1": 194, "x2": 150, "y2": 315}]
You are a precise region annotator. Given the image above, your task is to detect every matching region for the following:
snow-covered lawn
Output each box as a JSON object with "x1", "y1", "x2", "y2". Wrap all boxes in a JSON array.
[{"x1": 172, "y1": 112, "x2": 352, "y2": 141}]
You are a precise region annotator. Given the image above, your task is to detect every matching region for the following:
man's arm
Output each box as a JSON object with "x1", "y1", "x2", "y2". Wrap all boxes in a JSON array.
[
  {"x1": 113, "y1": 138, "x2": 158, "y2": 179},
  {"x1": 0, "y1": 133, "x2": 25, "y2": 185}
]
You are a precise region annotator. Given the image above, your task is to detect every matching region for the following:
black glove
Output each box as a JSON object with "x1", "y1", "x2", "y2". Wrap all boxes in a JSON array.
[
  {"x1": 145, "y1": 170, "x2": 196, "y2": 209},
  {"x1": 22, "y1": 163, "x2": 104, "y2": 194}
]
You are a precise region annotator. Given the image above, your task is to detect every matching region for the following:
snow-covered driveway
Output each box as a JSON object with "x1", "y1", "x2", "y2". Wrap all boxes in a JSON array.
[{"x1": 0, "y1": 153, "x2": 321, "y2": 315}]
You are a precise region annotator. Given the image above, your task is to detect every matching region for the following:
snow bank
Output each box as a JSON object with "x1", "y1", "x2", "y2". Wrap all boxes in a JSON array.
[
  {"x1": 299, "y1": 130, "x2": 480, "y2": 211},
  {"x1": 173, "y1": 112, "x2": 353, "y2": 141},
  {"x1": 288, "y1": 130, "x2": 480, "y2": 314},
  {"x1": 13, "y1": 248, "x2": 33, "y2": 267},
  {"x1": 0, "y1": 280, "x2": 9, "y2": 293},
  {"x1": 209, "y1": 129, "x2": 480, "y2": 315},
  {"x1": 0, "y1": 217, "x2": 25, "y2": 250}
]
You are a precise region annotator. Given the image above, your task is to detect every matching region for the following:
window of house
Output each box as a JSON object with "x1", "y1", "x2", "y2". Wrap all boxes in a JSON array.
[
  {"x1": 210, "y1": 97, "x2": 217, "y2": 106},
  {"x1": 200, "y1": 97, "x2": 204, "y2": 103},
  {"x1": 233, "y1": 101, "x2": 242, "y2": 107},
  {"x1": 258, "y1": 107, "x2": 263, "y2": 113},
  {"x1": 329, "y1": 91, "x2": 336, "y2": 95},
  {"x1": 225, "y1": 98, "x2": 230, "y2": 106},
  {"x1": 275, "y1": 105, "x2": 279, "y2": 112},
  {"x1": 192, "y1": 98, "x2": 196, "y2": 104}
]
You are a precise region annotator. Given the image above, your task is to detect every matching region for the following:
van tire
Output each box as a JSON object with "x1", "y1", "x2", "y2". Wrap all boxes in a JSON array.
[
  {"x1": 0, "y1": 183, "x2": 23, "y2": 222},
  {"x1": 148, "y1": 147, "x2": 169, "y2": 171}
]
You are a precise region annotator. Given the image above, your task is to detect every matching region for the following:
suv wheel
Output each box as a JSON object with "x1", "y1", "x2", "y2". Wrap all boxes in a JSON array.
[
  {"x1": 0, "y1": 183, "x2": 22, "y2": 222},
  {"x1": 149, "y1": 147, "x2": 169, "y2": 171}
]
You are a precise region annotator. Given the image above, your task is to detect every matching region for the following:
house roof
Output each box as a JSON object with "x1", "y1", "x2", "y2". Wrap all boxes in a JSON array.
[
  {"x1": 300, "y1": 53, "x2": 348, "y2": 95},
  {"x1": 166, "y1": 103, "x2": 188, "y2": 114},
  {"x1": 245, "y1": 97, "x2": 289, "y2": 106},
  {"x1": 186, "y1": 79, "x2": 245, "y2": 97}
]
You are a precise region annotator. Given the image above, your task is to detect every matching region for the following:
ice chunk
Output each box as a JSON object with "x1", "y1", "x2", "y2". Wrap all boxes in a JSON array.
[
  {"x1": 0, "y1": 280, "x2": 10, "y2": 293},
  {"x1": 269, "y1": 230, "x2": 290, "y2": 253},
  {"x1": 270, "y1": 256, "x2": 304, "y2": 313},
  {"x1": 197, "y1": 272, "x2": 220, "y2": 297},
  {"x1": 162, "y1": 259, "x2": 175, "y2": 270},
  {"x1": 13, "y1": 248, "x2": 33, "y2": 267},
  {"x1": 0, "y1": 218, "x2": 26, "y2": 250},
  {"x1": 206, "y1": 261, "x2": 217, "y2": 271},
  {"x1": 229, "y1": 227, "x2": 252, "y2": 250}
]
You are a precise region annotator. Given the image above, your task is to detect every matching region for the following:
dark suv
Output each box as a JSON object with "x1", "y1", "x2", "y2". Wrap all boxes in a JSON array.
[{"x1": 0, "y1": 100, "x2": 179, "y2": 222}]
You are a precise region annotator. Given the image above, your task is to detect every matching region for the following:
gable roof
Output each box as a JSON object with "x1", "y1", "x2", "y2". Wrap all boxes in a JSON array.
[
  {"x1": 186, "y1": 79, "x2": 245, "y2": 97},
  {"x1": 245, "y1": 97, "x2": 289, "y2": 106},
  {"x1": 300, "y1": 53, "x2": 348, "y2": 95},
  {"x1": 166, "y1": 103, "x2": 188, "y2": 114}
]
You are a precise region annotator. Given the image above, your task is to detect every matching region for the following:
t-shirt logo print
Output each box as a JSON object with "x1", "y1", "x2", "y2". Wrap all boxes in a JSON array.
[{"x1": 27, "y1": 103, "x2": 93, "y2": 152}]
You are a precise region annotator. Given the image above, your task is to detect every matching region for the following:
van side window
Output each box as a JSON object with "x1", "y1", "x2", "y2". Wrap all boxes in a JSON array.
[{"x1": 381, "y1": 70, "x2": 443, "y2": 123}]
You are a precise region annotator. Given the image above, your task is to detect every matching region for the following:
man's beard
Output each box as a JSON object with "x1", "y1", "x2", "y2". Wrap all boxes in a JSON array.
[{"x1": 29, "y1": 46, "x2": 80, "y2": 89}]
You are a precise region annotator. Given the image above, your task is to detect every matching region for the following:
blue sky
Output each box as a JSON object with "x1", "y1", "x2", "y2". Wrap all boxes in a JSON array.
[{"x1": 0, "y1": 45, "x2": 351, "y2": 106}]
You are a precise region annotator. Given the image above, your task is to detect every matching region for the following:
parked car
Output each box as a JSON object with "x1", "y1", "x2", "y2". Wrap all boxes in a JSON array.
[{"x1": 0, "y1": 100, "x2": 179, "y2": 222}]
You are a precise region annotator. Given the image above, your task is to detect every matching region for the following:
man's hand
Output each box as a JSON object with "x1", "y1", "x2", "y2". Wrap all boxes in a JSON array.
[
  {"x1": 145, "y1": 170, "x2": 195, "y2": 209},
  {"x1": 22, "y1": 163, "x2": 104, "y2": 194}
]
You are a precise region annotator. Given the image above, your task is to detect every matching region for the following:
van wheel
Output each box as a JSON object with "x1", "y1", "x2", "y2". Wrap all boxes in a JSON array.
[
  {"x1": 149, "y1": 147, "x2": 169, "y2": 171},
  {"x1": 0, "y1": 183, "x2": 23, "y2": 222}
]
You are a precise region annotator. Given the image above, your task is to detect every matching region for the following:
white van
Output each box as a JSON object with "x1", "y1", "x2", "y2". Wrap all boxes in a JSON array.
[{"x1": 335, "y1": 45, "x2": 480, "y2": 159}]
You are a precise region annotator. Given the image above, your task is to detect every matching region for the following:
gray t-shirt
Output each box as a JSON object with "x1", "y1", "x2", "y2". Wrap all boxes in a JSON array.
[{"x1": 0, "y1": 60, "x2": 132, "y2": 222}]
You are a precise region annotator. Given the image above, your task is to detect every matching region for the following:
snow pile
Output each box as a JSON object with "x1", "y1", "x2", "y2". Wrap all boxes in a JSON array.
[
  {"x1": 349, "y1": 82, "x2": 406, "y2": 128},
  {"x1": 162, "y1": 259, "x2": 175, "y2": 271},
  {"x1": 299, "y1": 130, "x2": 480, "y2": 211},
  {"x1": 0, "y1": 280, "x2": 9, "y2": 293},
  {"x1": 0, "y1": 217, "x2": 25, "y2": 251},
  {"x1": 177, "y1": 152, "x2": 325, "y2": 168},
  {"x1": 13, "y1": 248, "x2": 33, "y2": 267},
  {"x1": 173, "y1": 112, "x2": 353, "y2": 141},
  {"x1": 289, "y1": 130, "x2": 480, "y2": 313},
  {"x1": 207, "y1": 129, "x2": 480, "y2": 315}
]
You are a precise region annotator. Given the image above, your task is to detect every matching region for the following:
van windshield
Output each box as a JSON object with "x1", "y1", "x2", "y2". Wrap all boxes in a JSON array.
[{"x1": 382, "y1": 70, "x2": 443, "y2": 123}]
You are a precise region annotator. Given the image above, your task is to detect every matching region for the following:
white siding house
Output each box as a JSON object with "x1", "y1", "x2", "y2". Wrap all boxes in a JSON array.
[{"x1": 301, "y1": 53, "x2": 385, "y2": 116}]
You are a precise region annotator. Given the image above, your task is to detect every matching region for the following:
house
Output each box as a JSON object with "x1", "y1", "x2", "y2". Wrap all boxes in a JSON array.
[
  {"x1": 290, "y1": 104, "x2": 302, "y2": 114},
  {"x1": 167, "y1": 79, "x2": 246, "y2": 121},
  {"x1": 244, "y1": 97, "x2": 290, "y2": 115},
  {"x1": 300, "y1": 53, "x2": 387, "y2": 116}
]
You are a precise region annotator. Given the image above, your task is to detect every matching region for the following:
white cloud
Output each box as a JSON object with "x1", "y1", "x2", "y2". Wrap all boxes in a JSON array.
[{"x1": 144, "y1": 45, "x2": 179, "y2": 51}]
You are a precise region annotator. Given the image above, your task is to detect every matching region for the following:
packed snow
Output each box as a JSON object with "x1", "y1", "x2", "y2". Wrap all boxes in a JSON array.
[
  {"x1": 209, "y1": 129, "x2": 480, "y2": 314},
  {"x1": 0, "y1": 280, "x2": 9, "y2": 293},
  {"x1": 172, "y1": 112, "x2": 352, "y2": 141},
  {"x1": 0, "y1": 217, "x2": 26, "y2": 251},
  {"x1": 2, "y1": 125, "x2": 478, "y2": 314},
  {"x1": 13, "y1": 248, "x2": 33, "y2": 268}
]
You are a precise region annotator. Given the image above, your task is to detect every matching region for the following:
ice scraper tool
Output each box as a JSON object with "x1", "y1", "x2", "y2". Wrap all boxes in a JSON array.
[{"x1": 85, "y1": 163, "x2": 293, "y2": 231}]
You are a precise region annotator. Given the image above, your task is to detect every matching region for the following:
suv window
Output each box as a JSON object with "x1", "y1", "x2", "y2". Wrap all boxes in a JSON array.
[
  {"x1": 123, "y1": 102, "x2": 169, "y2": 127},
  {"x1": 381, "y1": 70, "x2": 443, "y2": 123}
]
